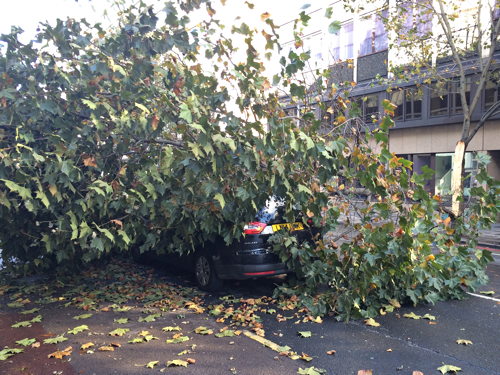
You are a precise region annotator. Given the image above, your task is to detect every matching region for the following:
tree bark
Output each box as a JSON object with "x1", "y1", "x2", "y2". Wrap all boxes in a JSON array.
[{"x1": 451, "y1": 140, "x2": 466, "y2": 217}]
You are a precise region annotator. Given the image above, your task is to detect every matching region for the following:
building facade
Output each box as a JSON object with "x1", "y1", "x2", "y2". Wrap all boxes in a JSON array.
[{"x1": 278, "y1": 0, "x2": 500, "y2": 195}]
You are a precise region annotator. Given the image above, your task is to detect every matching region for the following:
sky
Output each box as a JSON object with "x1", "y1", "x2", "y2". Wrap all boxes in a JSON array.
[{"x1": 0, "y1": 0, "x2": 318, "y2": 38}]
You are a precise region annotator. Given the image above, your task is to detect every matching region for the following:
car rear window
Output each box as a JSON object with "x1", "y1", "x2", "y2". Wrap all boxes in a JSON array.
[{"x1": 254, "y1": 197, "x2": 287, "y2": 224}]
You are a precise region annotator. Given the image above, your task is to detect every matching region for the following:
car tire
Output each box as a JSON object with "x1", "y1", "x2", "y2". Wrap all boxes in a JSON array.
[{"x1": 194, "y1": 253, "x2": 223, "y2": 291}]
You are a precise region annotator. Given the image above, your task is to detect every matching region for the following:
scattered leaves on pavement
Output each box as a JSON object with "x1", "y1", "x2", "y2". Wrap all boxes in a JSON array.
[
  {"x1": 215, "y1": 329, "x2": 237, "y2": 338},
  {"x1": 73, "y1": 313, "x2": 93, "y2": 320},
  {"x1": 20, "y1": 308, "x2": 40, "y2": 314},
  {"x1": 403, "y1": 312, "x2": 421, "y2": 320},
  {"x1": 109, "y1": 328, "x2": 130, "y2": 336},
  {"x1": 437, "y1": 364, "x2": 462, "y2": 374},
  {"x1": 80, "y1": 342, "x2": 95, "y2": 350},
  {"x1": 139, "y1": 313, "x2": 160, "y2": 322},
  {"x1": 456, "y1": 339, "x2": 473, "y2": 345},
  {"x1": 114, "y1": 318, "x2": 129, "y2": 324},
  {"x1": 364, "y1": 318, "x2": 381, "y2": 327},
  {"x1": 166, "y1": 359, "x2": 189, "y2": 367},
  {"x1": 15, "y1": 338, "x2": 37, "y2": 346},
  {"x1": 194, "y1": 326, "x2": 213, "y2": 335},
  {"x1": 298, "y1": 331, "x2": 312, "y2": 338},
  {"x1": 297, "y1": 366, "x2": 326, "y2": 375},
  {"x1": 98, "y1": 345, "x2": 115, "y2": 351},
  {"x1": 43, "y1": 335, "x2": 68, "y2": 344},
  {"x1": 48, "y1": 346, "x2": 72, "y2": 359},
  {"x1": 0, "y1": 348, "x2": 23, "y2": 361},
  {"x1": 166, "y1": 335, "x2": 190, "y2": 344},
  {"x1": 146, "y1": 361, "x2": 159, "y2": 368},
  {"x1": 162, "y1": 326, "x2": 182, "y2": 332},
  {"x1": 68, "y1": 324, "x2": 89, "y2": 335},
  {"x1": 479, "y1": 291, "x2": 494, "y2": 295},
  {"x1": 422, "y1": 314, "x2": 436, "y2": 321}
]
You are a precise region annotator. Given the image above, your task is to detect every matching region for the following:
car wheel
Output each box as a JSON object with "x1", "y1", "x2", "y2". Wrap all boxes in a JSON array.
[{"x1": 194, "y1": 253, "x2": 222, "y2": 291}]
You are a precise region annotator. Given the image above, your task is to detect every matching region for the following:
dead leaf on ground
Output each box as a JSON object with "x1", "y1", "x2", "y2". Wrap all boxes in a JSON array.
[
  {"x1": 186, "y1": 358, "x2": 196, "y2": 364},
  {"x1": 80, "y1": 342, "x2": 94, "y2": 350},
  {"x1": 146, "y1": 361, "x2": 159, "y2": 368},
  {"x1": 364, "y1": 318, "x2": 381, "y2": 327},
  {"x1": 326, "y1": 350, "x2": 336, "y2": 355},
  {"x1": 48, "y1": 346, "x2": 72, "y2": 359},
  {"x1": 98, "y1": 346, "x2": 115, "y2": 352},
  {"x1": 412, "y1": 371, "x2": 424, "y2": 375},
  {"x1": 357, "y1": 370, "x2": 373, "y2": 375},
  {"x1": 456, "y1": 339, "x2": 473, "y2": 345},
  {"x1": 437, "y1": 364, "x2": 462, "y2": 374}
]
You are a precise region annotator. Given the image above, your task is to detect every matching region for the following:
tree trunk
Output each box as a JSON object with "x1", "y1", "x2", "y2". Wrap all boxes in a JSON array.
[{"x1": 451, "y1": 140, "x2": 466, "y2": 217}]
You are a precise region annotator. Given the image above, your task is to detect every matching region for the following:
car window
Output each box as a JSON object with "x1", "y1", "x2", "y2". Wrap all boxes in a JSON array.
[{"x1": 254, "y1": 196, "x2": 287, "y2": 223}]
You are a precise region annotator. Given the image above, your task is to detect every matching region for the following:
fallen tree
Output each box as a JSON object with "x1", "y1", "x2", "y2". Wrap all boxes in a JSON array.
[{"x1": 0, "y1": 0, "x2": 497, "y2": 319}]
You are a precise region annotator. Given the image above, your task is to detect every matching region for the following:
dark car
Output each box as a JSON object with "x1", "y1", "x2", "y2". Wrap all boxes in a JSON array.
[
  {"x1": 133, "y1": 197, "x2": 317, "y2": 290},
  {"x1": 191, "y1": 197, "x2": 317, "y2": 290}
]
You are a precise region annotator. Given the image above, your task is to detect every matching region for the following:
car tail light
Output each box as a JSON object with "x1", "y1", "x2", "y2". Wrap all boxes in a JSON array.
[
  {"x1": 243, "y1": 222, "x2": 267, "y2": 234},
  {"x1": 307, "y1": 218, "x2": 313, "y2": 225}
]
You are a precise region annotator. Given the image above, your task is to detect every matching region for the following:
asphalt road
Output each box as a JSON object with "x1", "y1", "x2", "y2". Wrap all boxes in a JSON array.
[
  {"x1": 215, "y1": 263, "x2": 500, "y2": 375},
  {"x1": 1, "y1": 260, "x2": 499, "y2": 375}
]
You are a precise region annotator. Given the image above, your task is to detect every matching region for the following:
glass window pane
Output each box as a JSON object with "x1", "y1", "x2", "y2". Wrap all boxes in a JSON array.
[
  {"x1": 391, "y1": 91, "x2": 404, "y2": 120},
  {"x1": 364, "y1": 94, "x2": 379, "y2": 121},
  {"x1": 359, "y1": 15, "x2": 374, "y2": 56},
  {"x1": 430, "y1": 83, "x2": 448, "y2": 116}
]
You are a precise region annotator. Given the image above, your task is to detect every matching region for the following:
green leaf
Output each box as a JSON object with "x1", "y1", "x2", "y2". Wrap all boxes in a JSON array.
[
  {"x1": 162, "y1": 326, "x2": 182, "y2": 332},
  {"x1": 0, "y1": 348, "x2": 23, "y2": 361},
  {"x1": 43, "y1": 335, "x2": 68, "y2": 344},
  {"x1": 129, "y1": 337, "x2": 145, "y2": 344},
  {"x1": 215, "y1": 329, "x2": 235, "y2": 338},
  {"x1": 479, "y1": 290, "x2": 495, "y2": 295},
  {"x1": 166, "y1": 359, "x2": 189, "y2": 367},
  {"x1": 403, "y1": 312, "x2": 421, "y2": 320},
  {"x1": 30, "y1": 315, "x2": 42, "y2": 323},
  {"x1": 135, "y1": 102, "x2": 150, "y2": 114},
  {"x1": 325, "y1": 7, "x2": 333, "y2": 18},
  {"x1": 214, "y1": 193, "x2": 225, "y2": 209},
  {"x1": 297, "y1": 366, "x2": 325, "y2": 375},
  {"x1": 298, "y1": 331, "x2": 312, "y2": 338},
  {"x1": 11, "y1": 320, "x2": 33, "y2": 328},
  {"x1": 109, "y1": 328, "x2": 130, "y2": 336},
  {"x1": 328, "y1": 20, "x2": 342, "y2": 34},
  {"x1": 73, "y1": 313, "x2": 93, "y2": 320},
  {"x1": 20, "y1": 308, "x2": 40, "y2": 315},
  {"x1": 138, "y1": 313, "x2": 160, "y2": 323},
  {"x1": 146, "y1": 361, "x2": 159, "y2": 368},
  {"x1": 1, "y1": 180, "x2": 32, "y2": 200},
  {"x1": 114, "y1": 318, "x2": 129, "y2": 324},
  {"x1": 15, "y1": 338, "x2": 36, "y2": 347},
  {"x1": 82, "y1": 99, "x2": 97, "y2": 110},
  {"x1": 179, "y1": 103, "x2": 192, "y2": 123},
  {"x1": 194, "y1": 326, "x2": 213, "y2": 335},
  {"x1": 68, "y1": 325, "x2": 89, "y2": 335},
  {"x1": 437, "y1": 364, "x2": 462, "y2": 374},
  {"x1": 166, "y1": 336, "x2": 190, "y2": 344},
  {"x1": 422, "y1": 313, "x2": 436, "y2": 321},
  {"x1": 364, "y1": 318, "x2": 381, "y2": 327}
]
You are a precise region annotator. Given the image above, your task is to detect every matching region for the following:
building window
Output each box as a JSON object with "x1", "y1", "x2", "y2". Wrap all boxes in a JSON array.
[
  {"x1": 391, "y1": 90, "x2": 404, "y2": 120},
  {"x1": 359, "y1": 10, "x2": 388, "y2": 56},
  {"x1": 484, "y1": 73, "x2": 500, "y2": 109},
  {"x1": 430, "y1": 82, "x2": 449, "y2": 116},
  {"x1": 450, "y1": 78, "x2": 471, "y2": 115},
  {"x1": 399, "y1": 0, "x2": 432, "y2": 38},
  {"x1": 390, "y1": 87, "x2": 423, "y2": 121},
  {"x1": 331, "y1": 21, "x2": 354, "y2": 61},
  {"x1": 435, "y1": 152, "x2": 478, "y2": 196},
  {"x1": 430, "y1": 78, "x2": 470, "y2": 117},
  {"x1": 405, "y1": 87, "x2": 423, "y2": 119}
]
